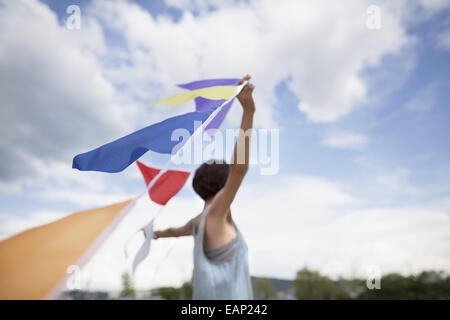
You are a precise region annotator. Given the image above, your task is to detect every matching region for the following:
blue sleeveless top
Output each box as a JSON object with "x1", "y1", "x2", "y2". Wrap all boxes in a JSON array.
[{"x1": 192, "y1": 205, "x2": 253, "y2": 300}]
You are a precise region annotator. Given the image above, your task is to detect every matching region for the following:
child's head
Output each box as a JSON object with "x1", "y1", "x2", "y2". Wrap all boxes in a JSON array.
[{"x1": 193, "y1": 159, "x2": 229, "y2": 201}]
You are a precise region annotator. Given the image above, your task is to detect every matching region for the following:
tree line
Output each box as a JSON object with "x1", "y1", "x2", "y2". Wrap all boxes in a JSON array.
[{"x1": 119, "y1": 267, "x2": 450, "y2": 300}]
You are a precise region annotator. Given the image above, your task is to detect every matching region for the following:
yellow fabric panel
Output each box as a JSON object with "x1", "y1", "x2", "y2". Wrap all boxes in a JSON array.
[
  {"x1": 144, "y1": 85, "x2": 237, "y2": 107},
  {"x1": 0, "y1": 199, "x2": 131, "y2": 300}
]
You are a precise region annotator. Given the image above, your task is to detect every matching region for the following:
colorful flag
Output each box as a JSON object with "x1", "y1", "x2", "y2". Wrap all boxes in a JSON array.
[
  {"x1": 136, "y1": 161, "x2": 190, "y2": 205},
  {"x1": 72, "y1": 78, "x2": 243, "y2": 173},
  {"x1": 0, "y1": 199, "x2": 136, "y2": 299},
  {"x1": 143, "y1": 85, "x2": 238, "y2": 107},
  {"x1": 72, "y1": 107, "x2": 216, "y2": 173},
  {"x1": 178, "y1": 78, "x2": 240, "y2": 131}
]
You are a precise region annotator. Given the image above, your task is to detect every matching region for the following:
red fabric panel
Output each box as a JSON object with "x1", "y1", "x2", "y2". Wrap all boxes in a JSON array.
[{"x1": 136, "y1": 161, "x2": 190, "y2": 205}]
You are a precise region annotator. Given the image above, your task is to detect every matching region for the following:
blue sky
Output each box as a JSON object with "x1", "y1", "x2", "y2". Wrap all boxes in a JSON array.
[{"x1": 0, "y1": 0, "x2": 449, "y2": 290}]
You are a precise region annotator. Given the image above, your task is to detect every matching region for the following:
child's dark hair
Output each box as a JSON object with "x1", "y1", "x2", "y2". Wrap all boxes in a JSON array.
[{"x1": 192, "y1": 160, "x2": 229, "y2": 201}]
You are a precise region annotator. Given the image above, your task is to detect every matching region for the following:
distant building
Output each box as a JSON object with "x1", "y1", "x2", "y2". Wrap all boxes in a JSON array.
[
  {"x1": 62, "y1": 289, "x2": 165, "y2": 300},
  {"x1": 62, "y1": 290, "x2": 108, "y2": 300}
]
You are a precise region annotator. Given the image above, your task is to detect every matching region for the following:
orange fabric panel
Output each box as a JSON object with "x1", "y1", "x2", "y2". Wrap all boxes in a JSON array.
[{"x1": 0, "y1": 199, "x2": 131, "y2": 300}]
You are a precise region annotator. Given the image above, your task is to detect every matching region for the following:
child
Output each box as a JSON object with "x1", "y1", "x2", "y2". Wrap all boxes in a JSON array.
[{"x1": 153, "y1": 75, "x2": 255, "y2": 299}]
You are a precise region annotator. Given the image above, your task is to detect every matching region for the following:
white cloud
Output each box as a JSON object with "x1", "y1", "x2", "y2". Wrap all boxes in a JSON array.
[
  {"x1": 0, "y1": 210, "x2": 66, "y2": 240},
  {"x1": 0, "y1": 0, "x2": 130, "y2": 182},
  {"x1": 235, "y1": 175, "x2": 450, "y2": 280},
  {"x1": 405, "y1": 84, "x2": 439, "y2": 111},
  {"x1": 374, "y1": 168, "x2": 424, "y2": 197},
  {"x1": 166, "y1": 0, "x2": 238, "y2": 13},
  {"x1": 437, "y1": 28, "x2": 450, "y2": 50},
  {"x1": 0, "y1": 0, "x2": 426, "y2": 185},
  {"x1": 415, "y1": 0, "x2": 450, "y2": 50},
  {"x1": 375, "y1": 168, "x2": 411, "y2": 188},
  {"x1": 420, "y1": 0, "x2": 450, "y2": 11},
  {"x1": 37, "y1": 189, "x2": 133, "y2": 208},
  {"x1": 87, "y1": 0, "x2": 413, "y2": 124},
  {"x1": 322, "y1": 131, "x2": 369, "y2": 149}
]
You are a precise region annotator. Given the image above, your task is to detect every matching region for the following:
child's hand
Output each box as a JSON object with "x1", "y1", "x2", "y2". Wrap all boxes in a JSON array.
[{"x1": 237, "y1": 74, "x2": 255, "y2": 112}]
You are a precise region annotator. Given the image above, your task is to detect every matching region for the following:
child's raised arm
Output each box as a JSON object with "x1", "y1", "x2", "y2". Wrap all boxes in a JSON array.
[
  {"x1": 208, "y1": 74, "x2": 255, "y2": 221},
  {"x1": 153, "y1": 217, "x2": 195, "y2": 239}
]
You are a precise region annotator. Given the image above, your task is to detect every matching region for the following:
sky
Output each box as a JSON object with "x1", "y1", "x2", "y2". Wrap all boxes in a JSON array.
[{"x1": 0, "y1": 0, "x2": 450, "y2": 292}]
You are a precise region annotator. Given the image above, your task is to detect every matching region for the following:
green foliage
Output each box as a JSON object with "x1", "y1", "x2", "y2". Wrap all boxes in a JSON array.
[
  {"x1": 252, "y1": 277, "x2": 278, "y2": 299},
  {"x1": 179, "y1": 280, "x2": 193, "y2": 299},
  {"x1": 150, "y1": 279, "x2": 193, "y2": 300},
  {"x1": 119, "y1": 272, "x2": 136, "y2": 298},
  {"x1": 359, "y1": 270, "x2": 450, "y2": 300},
  {"x1": 151, "y1": 286, "x2": 181, "y2": 300},
  {"x1": 145, "y1": 268, "x2": 450, "y2": 300},
  {"x1": 294, "y1": 267, "x2": 349, "y2": 300},
  {"x1": 293, "y1": 267, "x2": 450, "y2": 300}
]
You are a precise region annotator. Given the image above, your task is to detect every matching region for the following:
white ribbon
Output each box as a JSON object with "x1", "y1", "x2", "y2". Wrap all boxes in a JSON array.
[{"x1": 129, "y1": 219, "x2": 154, "y2": 276}]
